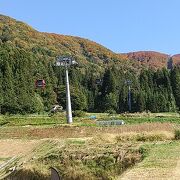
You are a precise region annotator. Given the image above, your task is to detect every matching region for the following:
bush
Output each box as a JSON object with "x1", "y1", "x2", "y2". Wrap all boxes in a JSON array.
[
  {"x1": 139, "y1": 144, "x2": 151, "y2": 159},
  {"x1": 135, "y1": 133, "x2": 166, "y2": 142},
  {"x1": 105, "y1": 109, "x2": 117, "y2": 115},
  {"x1": 174, "y1": 129, "x2": 180, "y2": 140},
  {"x1": 72, "y1": 110, "x2": 86, "y2": 117}
]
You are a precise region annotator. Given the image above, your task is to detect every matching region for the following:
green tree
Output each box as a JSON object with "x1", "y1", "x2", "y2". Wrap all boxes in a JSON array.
[
  {"x1": 57, "y1": 86, "x2": 87, "y2": 111},
  {"x1": 136, "y1": 91, "x2": 146, "y2": 112},
  {"x1": 118, "y1": 86, "x2": 128, "y2": 113},
  {"x1": 1, "y1": 60, "x2": 17, "y2": 113},
  {"x1": 171, "y1": 67, "x2": 180, "y2": 109}
]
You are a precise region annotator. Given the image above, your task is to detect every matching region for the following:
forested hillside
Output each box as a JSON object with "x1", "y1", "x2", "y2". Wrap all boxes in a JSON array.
[
  {"x1": 124, "y1": 51, "x2": 180, "y2": 69},
  {"x1": 0, "y1": 14, "x2": 180, "y2": 114}
]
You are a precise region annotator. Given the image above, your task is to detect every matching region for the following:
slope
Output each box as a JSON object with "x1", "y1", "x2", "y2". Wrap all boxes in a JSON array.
[
  {"x1": 0, "y1": 14, "x2": 129, "y2": 68},
  {"x1": 119, "y1": 141, "x2": 180, "y2": 180},
  {"x1": 0, "y1": 14, "x2": 135, "y2": 114},
  {"x1": 123, "y1": 51, "x2": 180, "y2": 69}
]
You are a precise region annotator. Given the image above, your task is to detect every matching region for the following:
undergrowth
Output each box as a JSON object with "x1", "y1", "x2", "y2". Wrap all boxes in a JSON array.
[{"x1": 9, "y1": 139, "x2": 143, "y2": 180}]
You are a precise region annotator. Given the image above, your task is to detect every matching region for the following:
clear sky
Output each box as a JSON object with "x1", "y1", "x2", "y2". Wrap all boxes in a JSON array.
[{"x1": 0, "y1": 0, "x2": 180, "y2": 54}]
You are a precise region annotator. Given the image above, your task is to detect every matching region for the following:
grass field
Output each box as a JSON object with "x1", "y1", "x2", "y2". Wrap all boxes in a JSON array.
[
  {"x1": 0, "y1": 112, "x2": 180, "y2": 127},
  {"x1": 0, "y1": 112, "x2": 180, "y2": 179},
  {"x1": 120, "y1": 141, "x2": 180, "y2": 180}
]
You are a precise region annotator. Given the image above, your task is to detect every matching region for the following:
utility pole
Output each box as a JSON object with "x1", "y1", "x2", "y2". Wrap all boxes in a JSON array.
[
  {"x1": 56, "y1": 56, "x2": 78, "y2": 124},
  {"x1": 65, "y1": 65, "x2": 72, "y2": 124},
  {"x1": 125, "y1": 80, "x2": 132, "y2": 112}
]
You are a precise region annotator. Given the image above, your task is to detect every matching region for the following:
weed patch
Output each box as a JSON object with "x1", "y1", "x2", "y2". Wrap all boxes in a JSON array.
[
  {"x1": 174, "y1": 129, "x2": 180, "y2": 140},
  {"x1": 116, "y1": 131, "x2": 173, "y2": 142},
  {"x1": 11, "y1": 140, "x2": 142, "y2": 180}
]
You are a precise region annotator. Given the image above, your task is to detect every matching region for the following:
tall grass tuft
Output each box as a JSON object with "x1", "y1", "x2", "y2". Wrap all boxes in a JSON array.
[{"x1": 174, "y1": 129, "x2": 180, "y2": 140}]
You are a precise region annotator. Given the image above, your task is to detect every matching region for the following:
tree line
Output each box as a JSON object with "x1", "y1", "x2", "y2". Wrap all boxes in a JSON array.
[
  {"x1": 0, "y1": 42, "x2": 180, "y2": 114},
  {"x1": 82, "y1": 65, "x2": 179, "y2": 113}
]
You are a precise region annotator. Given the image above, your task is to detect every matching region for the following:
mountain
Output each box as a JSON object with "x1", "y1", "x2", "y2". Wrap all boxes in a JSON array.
[
  {"x1": 0, "y1": 14, "x2": 134, "y2": 114},
  {"x1": 1, "y1": 14, "x2": 179, "y2": 70},
  {"x1": 172, "y1": 54, "x2": 180, "y2": 65},
  {"x1": 123, "y1": 51, "x2": 180, "y2": 69},
  {"x1": 0, "y1": 14, "x2": 130, "y2": 68},
  {"x1": 0, "y1": 14, "x2": 180, "y2": 114}
]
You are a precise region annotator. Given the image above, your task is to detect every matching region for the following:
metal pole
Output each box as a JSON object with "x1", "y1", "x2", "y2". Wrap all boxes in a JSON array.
[
  {"x1": 128, "y1": 85, "x2": 131, "y2": 112},
  {"x1": 65, "y1": 66, "x2": 73, "y2": 124}
]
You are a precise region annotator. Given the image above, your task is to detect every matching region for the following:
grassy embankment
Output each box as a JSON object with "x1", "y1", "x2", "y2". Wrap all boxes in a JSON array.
[{"x1": 120, "y1": 141, "x2": 180, "y2": 180}]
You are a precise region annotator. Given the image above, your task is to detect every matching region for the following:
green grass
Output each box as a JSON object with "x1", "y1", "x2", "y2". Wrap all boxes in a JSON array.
[
  {"x1": 0, "y1": 157, "x2": 11, "y2": 164},
  {"x1": 121, "y1": 116, "x2": 180, "y2": 124},
  {"x1": 0, "y1": 116, "x2": 66, "y2": 126},
  {"x1": 0, "y1": 112, "x2": 179, "y2": 128},
  {"x1": 66, "y1": 139, "x2": 86, "y2": 145},
  {"x1": 119, "y1": 141, "x2": 180, "y2": 179},
  {"x1": 140, "y1": 141, "x2": 180, "y2": 168}
]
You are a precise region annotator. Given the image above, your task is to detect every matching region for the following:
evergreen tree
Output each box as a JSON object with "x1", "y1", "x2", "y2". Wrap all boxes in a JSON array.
[
  {"x1": 101, "y1": 68, "x2": 116, "y2": 96},
  {"x1": 171, "y1": 66, "x2": 180, "y2": 109},
  {"x1": 1, "y1": 60, "x2": 17, "y2": 113},
  {"x1": 136, "y1": 91, "x2": 146, "y2": 112},
  {"x1": 99, "y1": 68, "x2": 117, "y2": 112},
  {"x1": 57, "y1": 86, "x2": 87, "y2": 111},
  {"x1": 118, "y1": 86, "x2": 128, "y2": 113},
  {"x1": 0, "y1": 72, "x2": 3, "y2": 113}
]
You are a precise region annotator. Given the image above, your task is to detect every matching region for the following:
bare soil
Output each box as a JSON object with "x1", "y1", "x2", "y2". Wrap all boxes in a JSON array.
[{"x1": 0, "y1": 139, "x2": 41, "y2": 158}]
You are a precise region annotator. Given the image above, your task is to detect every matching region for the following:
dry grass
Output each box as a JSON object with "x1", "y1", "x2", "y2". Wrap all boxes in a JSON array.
[
  {"x1": 0, "y1": 139, "x2": 41, "y2": 158},
  {"x1": 1, "y1": 113, "x2": 179, "y2": 179},
  {"x1": 0, "y1": 122, "x2": 177, "y2": 140},
  {"x1": 116, "y1": 131, "x2": 174, "y2": 142},
  {"x1": 10, "y1": 139, "x2": 142, "y2": 180},
  {"x1": 0, "y1": 125, "x2": 179, "y2": 179}
]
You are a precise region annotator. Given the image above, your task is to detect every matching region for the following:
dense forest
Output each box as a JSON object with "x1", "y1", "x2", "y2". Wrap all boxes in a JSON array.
[{"x1": 0, "y1": 15, "x2": 180, "y2": 114}]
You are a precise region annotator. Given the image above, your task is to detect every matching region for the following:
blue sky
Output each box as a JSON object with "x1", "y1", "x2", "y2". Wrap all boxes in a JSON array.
[{"x1": 0, "y1": 0, "x2": 180, "y2": 54}]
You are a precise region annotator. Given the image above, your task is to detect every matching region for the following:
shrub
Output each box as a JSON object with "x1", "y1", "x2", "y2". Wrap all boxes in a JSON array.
[
  {"x1": 139, "y1": 144, "x2": 151, "y2": 159},
  {"x1": 135, "y1": 133, "x2": 166, "y2": 142},
  {"x1": 105, "y1": 109, "x2": 117, "y2": 115},
  {"x1": 72, "y1": 110, "x2": 86, "y2": 117},
  {"x1": 174, "y1": 129, "x2": 180, "y2": 140},
  {"x1": 116, "y1": 132, "x2": 169, "y2": 142}
]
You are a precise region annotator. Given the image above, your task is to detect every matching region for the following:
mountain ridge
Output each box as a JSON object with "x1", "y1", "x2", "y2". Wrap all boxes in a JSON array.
[
  {"x1": 122, "y1": 51, "x2": 180, "y2": 69},
  {"x1": 0, "y1": 14, "x2": 180, "y2": 69},
  {"x1": 0, "y1": 14, "x2": 180, "y2": 114},
  {"x1": 0, "y1": 14, "x2": 129, "y2": 68}
]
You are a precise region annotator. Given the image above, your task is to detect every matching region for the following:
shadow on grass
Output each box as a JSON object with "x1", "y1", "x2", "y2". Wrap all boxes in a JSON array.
[{"x1": 7, "y1": 169, "x2": 50, "y2": 180}]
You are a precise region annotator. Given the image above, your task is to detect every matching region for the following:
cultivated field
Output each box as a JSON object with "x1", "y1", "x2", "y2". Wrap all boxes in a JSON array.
[{"x1": 0, "y1": 112, "x2": 180, "y2": 179}]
